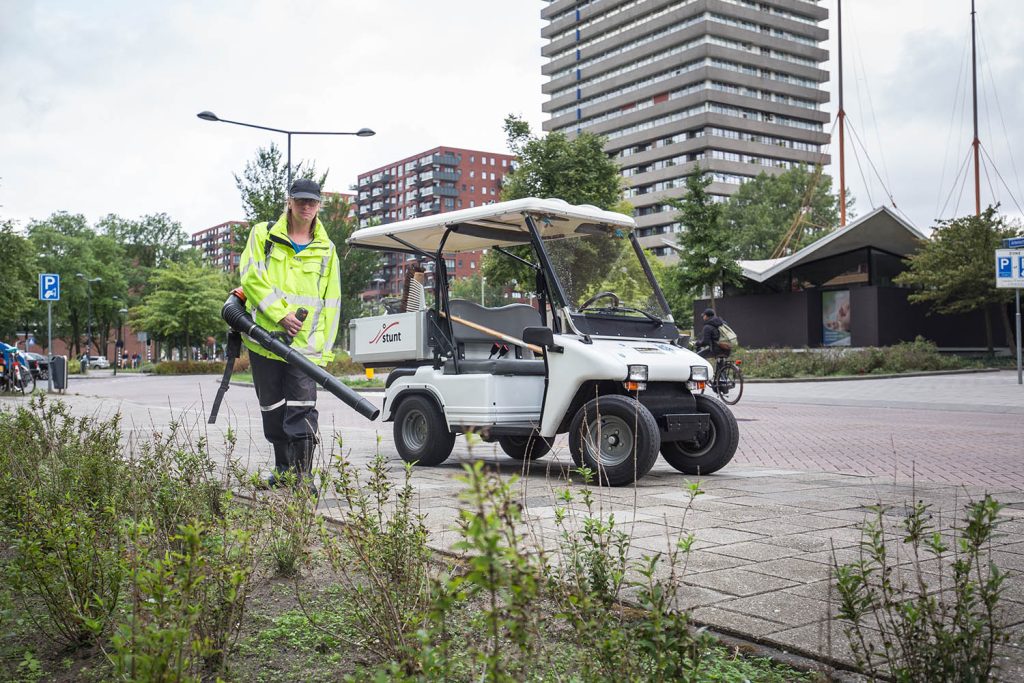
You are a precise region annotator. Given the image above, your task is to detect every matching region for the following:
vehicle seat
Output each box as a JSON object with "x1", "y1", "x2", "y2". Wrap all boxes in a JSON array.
[{"x1": 447, "y1": 299, "x2": 544, "y2": 361}]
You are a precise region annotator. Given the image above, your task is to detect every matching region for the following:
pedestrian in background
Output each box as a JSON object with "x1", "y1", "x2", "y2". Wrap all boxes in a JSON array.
[{"x1": 239, "y1": 179, "x2": 342, "y2": 492}]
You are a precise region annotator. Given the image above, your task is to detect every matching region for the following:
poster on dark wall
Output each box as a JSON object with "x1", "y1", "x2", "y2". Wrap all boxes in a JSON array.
[{"x1": 823, "y1": 290, "x2": 851, "y2": 346}]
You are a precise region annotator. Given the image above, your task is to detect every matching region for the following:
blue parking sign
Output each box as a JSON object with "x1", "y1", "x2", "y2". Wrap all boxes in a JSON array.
[
  {"x1": 39, "y1": 274, "x2": 60, "y2": 301},
  {"x1": 998, "y1": 256, "x2": 1013, "y2": 278}
]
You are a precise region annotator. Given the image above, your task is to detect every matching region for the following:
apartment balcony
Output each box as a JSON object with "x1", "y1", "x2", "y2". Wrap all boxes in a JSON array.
[
  {"x1": 433, "y1": 152, "x2": 460, "y2": 166},
  {"x1": 436, "y1": 185, "x2": 459, "y2": 197},
  {"x1": 434, "y1": 169, "x2": 460, "y2": 182}
]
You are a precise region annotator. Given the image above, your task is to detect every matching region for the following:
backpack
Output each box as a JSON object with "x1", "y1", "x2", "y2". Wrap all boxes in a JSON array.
[{"x1": 717, "y1": 323, "x2": 738, "y2": 352}]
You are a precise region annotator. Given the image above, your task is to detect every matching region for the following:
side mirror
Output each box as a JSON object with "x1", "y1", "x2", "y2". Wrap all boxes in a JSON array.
[
  {"x1": 672, "y1": 334, "x2": 691, "y2": 348},
  {"x1": 522, "y1": 327, "x2": 563, "y2": 353}
]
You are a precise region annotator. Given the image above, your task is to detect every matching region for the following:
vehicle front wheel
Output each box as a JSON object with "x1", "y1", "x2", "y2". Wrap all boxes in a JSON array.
[
  {"x1": 660, "y1": 394, "x2": 738, "y2": 475},
  {"x1": 393, "y1": 395, "x2": 455, "y2": 466},
  {"x1": 498, "y1": 433, "x2": 551, "y2": 460},
  {"x1": 568, "y1": 394, "x2": 659, "y2": 486}
]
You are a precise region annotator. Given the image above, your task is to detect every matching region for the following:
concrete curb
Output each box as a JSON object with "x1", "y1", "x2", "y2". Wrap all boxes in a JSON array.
[{"x1": 745, "y1": 366, "x2": 1001, "y2": 383}]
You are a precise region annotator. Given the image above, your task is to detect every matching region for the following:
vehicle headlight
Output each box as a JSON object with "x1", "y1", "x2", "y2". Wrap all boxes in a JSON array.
[
  {"x1": 689, "y1": 365, "x2": 709, "y2": 381},
  {"x1": 627, "y1": 364, "x2": 648, "y2": 382}
]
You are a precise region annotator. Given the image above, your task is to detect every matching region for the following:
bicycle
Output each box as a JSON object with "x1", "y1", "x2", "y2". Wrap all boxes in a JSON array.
[
  {"x1": 701, "y1": 354, "x2": 744, "y2": 405},
  {"x1": 0, "y1": 349, "x2": 35, "y2": 395}
]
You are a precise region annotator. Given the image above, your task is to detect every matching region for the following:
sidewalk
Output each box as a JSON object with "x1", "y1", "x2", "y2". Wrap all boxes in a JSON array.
[{"x1": 7, "y1": 373, "x2": 1023, "y2": 678}]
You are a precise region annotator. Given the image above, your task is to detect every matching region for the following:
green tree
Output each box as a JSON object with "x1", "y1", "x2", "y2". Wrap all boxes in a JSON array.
[
  {"x1": 894, "y1": 206, "x2": 1019, "y2": 352},
  {"x1": 233, "y1": 144, "x2": 327, "y2": 249},
  {"x1": 721, "y1": 165, "x2": 846, "y2": 260},
  {"x1": 27, "y1": 213, "x2": 127, "y2": 356},
  {"x1": 449, "y1": 273, "x2": 506, "y2": 308},
  {"x1": 318, "y1": 194, "x2": 381, "y2": 330},
  {"x1": 97, "y1": 212, "x2": 190, "y2": 269},
  {"x1": 665, "y1": 166, "x2": 743, "y2": 314},
  {"x1": 0, "y1": 220, "x2": 38, "y2": 341},
  {"x1": 130, "y1": 259, "x2": 229, "y2": 361},
  {"x1": 487, "y1": 115, "x2": 630, "y2": 295}
]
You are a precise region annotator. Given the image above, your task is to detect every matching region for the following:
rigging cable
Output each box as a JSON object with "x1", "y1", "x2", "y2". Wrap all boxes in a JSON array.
[
  {"x1": 977, "y1": 16, "x2": 1024, "y2": 213},
  {"x1": 981, "y1": 145, "x2": 1024, "y2": 217},
  {"x1": 937, "y1": 148, "x2": 973, "y2": 220},
  {"x1": 934, "y1": 31, "x2": 972, "y2": 221}
]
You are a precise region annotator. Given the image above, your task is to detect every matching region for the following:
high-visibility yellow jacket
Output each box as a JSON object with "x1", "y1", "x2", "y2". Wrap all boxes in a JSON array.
[{"x1": 239, "y1": 214, "x2": 341, "y2": 366}]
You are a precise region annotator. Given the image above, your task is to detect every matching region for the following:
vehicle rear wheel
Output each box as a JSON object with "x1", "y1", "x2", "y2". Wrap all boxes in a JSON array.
[
  {"x1": 498, "y1": 433, "x2": 551, "y2": 460},
  {"x1": 393, "y1": 395, "x2": 454, "y2": 466},
  {"x1": 568, "y1": 394, "x2": 659, "y2": 486},
  {"x1": 714, "y1": 364, "x2": 744, "y2": 405},
  {"x1": 15, "y1": 366, "x2": 35, "y2": 394},
  {"x1": 660, "y1": 394, "x2": 738, "y2": 475}
]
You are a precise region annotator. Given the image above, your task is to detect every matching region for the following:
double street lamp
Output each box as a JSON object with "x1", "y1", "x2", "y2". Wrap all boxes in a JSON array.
[
  {"x1": 75, "y1": 273, "x2": 102, "y2": 372},
  {"x1": 196, "y1": 110, "x2": 375, "y2": 187}
]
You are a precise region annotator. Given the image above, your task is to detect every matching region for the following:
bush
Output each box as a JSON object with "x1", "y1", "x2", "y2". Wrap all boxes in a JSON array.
[
  {"x1": 152, "y1": 357, "x2": 248, "y2": 375},
  {"x1": 325, "y1": 351, "x2": 365, "y2": 376},
  {"x1": 736, "y1": 337, "x2": 978, "y2": 379},
  {"x1": 836, "y1": 495, "x2": 1009, "y2": 681}
]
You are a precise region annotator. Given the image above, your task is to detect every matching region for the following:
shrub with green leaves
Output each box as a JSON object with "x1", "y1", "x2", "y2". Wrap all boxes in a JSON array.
[{"x1": 835, "y1": 495, "x2": 1009, "y2": 681}]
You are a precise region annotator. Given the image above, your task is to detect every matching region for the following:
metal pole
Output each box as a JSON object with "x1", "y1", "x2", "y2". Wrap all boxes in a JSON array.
[
  {"x1": 46, "y1": 301, "x2": 53, "y2": 393},
  {"x1": 837, "y1": 0, "x2": 846, "y2": 226},
  {"x1": 287, "y1": 132, "x2": 293, "y2": 189},
  {"x1": 85, "y1": 284, "x2": 93, "y2": 374},
  {"x1": 1016, "y1": 288, "x2": 1022, "y2": 385},
  {"x1": 481, "y1": 275, "x2": 485, "y2": 306},
  {"x1": 971, "y1": 0, "x2": 981, "y2": 216}
]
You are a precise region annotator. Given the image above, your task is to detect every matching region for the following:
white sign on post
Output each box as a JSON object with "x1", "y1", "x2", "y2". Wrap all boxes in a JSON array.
[{"x1": 996, "y1": 250, "x2": 1024, "y2": 289}]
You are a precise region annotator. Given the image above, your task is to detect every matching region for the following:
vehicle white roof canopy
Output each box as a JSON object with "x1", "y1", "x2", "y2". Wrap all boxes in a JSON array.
[{"x1": 347, "y1": 197, "x2": 636, "y2": 254}]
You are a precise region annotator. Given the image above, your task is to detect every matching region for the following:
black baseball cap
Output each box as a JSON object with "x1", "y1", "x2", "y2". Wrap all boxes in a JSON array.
[
  {"x1": 289, "y1": 179, "x2": 321, "y2": 201},
  {"x1": 702, "y1": 308, "x2": 716, "y2": 317}
]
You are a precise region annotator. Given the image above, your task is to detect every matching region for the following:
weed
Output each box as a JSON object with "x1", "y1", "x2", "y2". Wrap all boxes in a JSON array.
[{"x1": 835, "y1": 494, "x2": 1009, "y2": 681}]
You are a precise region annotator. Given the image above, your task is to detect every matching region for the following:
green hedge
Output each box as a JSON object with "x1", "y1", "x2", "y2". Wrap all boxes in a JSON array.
[
  {"x1": 736, "y1": 337, "x2": 980, "y2": 379},
  {"x1": 151, "y1": 357, "x2": 248, "y2": 375}
]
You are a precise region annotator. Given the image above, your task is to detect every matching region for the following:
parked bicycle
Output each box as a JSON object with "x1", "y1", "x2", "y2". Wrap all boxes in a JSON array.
[
  {"x1": 0, "y1": 345, "x2": 35, "y2": 395},
  {"x1": 701, "y1": 355, "x2": 744, "y2": 405}
]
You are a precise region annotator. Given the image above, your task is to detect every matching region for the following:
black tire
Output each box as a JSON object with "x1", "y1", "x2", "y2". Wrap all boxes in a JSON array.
[
  {"x1": 714, "y1": 364, "x2": 744, "y2": 405},
  {"x1": 660, "y1": 394, "x2": 738, "y2": 475},
  {"x1": 498, "y1": 433, "x2": 551, "y2": 460},
  {"x1": 568, "y1": 394, "x2": 660, "y2": 486},
  {"x1": 393, "y1": 395, "x2": 455, "y2": 466},
  {"x1": 15, "y1": 366, "x2": 34, "y2": 394}
]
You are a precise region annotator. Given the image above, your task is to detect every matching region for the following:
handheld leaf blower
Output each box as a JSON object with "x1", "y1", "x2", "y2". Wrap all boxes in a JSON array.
[{"x1": 208, "y1": 288, "x2": 380, "y2": 423}]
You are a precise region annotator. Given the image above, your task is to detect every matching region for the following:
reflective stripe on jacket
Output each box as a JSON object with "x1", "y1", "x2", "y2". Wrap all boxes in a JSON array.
[{"x1": 239, "y1": 213, "x2": 341, "y2": 366}]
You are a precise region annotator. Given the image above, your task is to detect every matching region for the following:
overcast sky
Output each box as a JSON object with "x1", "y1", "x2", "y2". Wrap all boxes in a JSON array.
[{"x1": 2, "y1": 0, "x2": 1021, "y2": 237}]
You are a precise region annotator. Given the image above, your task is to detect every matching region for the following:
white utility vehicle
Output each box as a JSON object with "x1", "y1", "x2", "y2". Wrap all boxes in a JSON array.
[{"x1": 347, "y1": 198, "x2": 738, "y2": 485}]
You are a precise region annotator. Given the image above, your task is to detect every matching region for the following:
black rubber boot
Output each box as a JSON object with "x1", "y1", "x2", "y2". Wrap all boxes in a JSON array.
[
  {"x1": 266, "y1": 442, "x2": 292, "y2": 488},
  {"x1": 289, "y1": 439, "x2": 318, "y2": 497}
]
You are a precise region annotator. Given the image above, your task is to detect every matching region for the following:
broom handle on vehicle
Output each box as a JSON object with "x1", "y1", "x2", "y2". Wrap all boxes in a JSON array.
[{"x1": 440, "y1": 312, "x2": 544, "y2": 355}]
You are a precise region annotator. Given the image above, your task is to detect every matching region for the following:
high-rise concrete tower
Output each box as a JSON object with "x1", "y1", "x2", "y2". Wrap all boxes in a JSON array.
[{"x1": 541, "y1": 0, "x2": 831, "y2": 257}]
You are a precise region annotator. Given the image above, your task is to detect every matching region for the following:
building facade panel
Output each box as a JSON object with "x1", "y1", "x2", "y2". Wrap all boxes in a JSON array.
[{"x1": 541, "y1": 0, "x2": 830, "y2": 258}]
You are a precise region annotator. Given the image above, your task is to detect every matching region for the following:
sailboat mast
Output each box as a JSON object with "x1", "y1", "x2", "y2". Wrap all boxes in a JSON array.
[
  {"x1": 837, "y1": 0, "x2": 846, "y2": 226},
  {"x1": 971, "y1": 0, "x2": 981, "y2": 215}
]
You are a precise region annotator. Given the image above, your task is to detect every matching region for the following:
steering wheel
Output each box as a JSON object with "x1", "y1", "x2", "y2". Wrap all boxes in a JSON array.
[{"x1": 578, "y1": 291, "x2": 620, "y2": 311}]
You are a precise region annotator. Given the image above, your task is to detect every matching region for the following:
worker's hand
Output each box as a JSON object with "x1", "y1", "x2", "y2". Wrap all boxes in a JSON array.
[{"x1": 278, "y1": 312, "x2": 304, "y2": 337}]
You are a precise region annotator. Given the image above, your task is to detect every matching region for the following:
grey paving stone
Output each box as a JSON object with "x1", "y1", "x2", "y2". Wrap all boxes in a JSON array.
[
  {"x1": 684, "y1": 567, "x2": 798, "y2": 597},
  {"x1": 704, "y1": 540, "x2": 804, "y2": 563},
  {"x1": 690, "y1": 606, "x2": 788, "y2": 637},
  {"x1": 748, "y1": 558, "x2": 834, "y2": 585},
  {"x1": 716, "y1": 592, "x2": 830, "y2": 627}
]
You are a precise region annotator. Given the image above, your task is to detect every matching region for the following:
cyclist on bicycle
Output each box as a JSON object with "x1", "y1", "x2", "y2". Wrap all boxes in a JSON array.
[{"x1": 696, "y1": 308, "x2": 730, "y2": 359}]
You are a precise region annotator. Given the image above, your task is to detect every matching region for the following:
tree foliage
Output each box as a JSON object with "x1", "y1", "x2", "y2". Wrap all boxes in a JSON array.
[
  {"x1": 721, "y1": 165, "x2": 846, "y2": 260},
  {"x1": 486, "y1": 115, "x2": 630, "y2": 296},
  {"x1": 664, "y1": 166, "x2": 743, "y2": 315},
  {"x1": 27, "y1": 213, "x2": 127, "y2": 355},
  {"x1": 318, "y1": 194, "x2": 380, "y2": 328},
  {"x1": 96, "y1": 212, "x2": 190, "y2": 269},
  {"x1": 449, "y1": 274, "x2": 506, "y2": 308},
  {"x1": 0, "y1": 220, "x2": 38, "y2": 340},
  {"x1": 894, "y1": 206, "x2": 1019, "y2": 351},
  {"x1": 234, "y1": 143, "x2": 326, "y2": 231},
  {"x1": 130, "y1": 259, "x2": 230, "y2": 361}
]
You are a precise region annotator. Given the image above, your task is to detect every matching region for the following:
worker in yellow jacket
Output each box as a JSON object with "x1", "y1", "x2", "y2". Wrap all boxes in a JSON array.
[{"x1": 240, "y1": 178, "x2": 341, "y2": 491}]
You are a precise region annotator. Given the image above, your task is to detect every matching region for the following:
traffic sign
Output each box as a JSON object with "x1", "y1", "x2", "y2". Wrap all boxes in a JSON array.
[
  {"x1": 996, "y1": 249, "x2": 1024, "y2": 288},
  {"x1": 1004, "y1": 236, "x2": 1024, "y2": 249},
  {"x1": 39, "y1": 274, "x2": 60, "y2": 301}
]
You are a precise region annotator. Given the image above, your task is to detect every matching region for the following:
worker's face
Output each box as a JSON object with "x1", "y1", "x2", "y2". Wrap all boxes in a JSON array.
[{"x1": 289, "y1": 198, "x2": 320, "y2": 221}]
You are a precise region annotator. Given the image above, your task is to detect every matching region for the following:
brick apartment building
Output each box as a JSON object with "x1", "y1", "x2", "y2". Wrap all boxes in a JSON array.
[
  {"x1": 541, "y1": 0, "x2": 831, "y2": 258},
  {"x1": 354, "y1": 146, "x2": 515, "y2": 299}
]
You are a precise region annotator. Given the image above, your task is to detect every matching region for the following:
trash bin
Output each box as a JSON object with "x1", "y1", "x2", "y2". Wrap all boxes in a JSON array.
[{"x1": 49, "y1": 355, "x2": 68, "y2": 392}]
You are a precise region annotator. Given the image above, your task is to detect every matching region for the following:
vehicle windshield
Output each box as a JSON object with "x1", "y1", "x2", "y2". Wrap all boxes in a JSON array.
[{"x1": 542, "y1": 228, "x2": 669, "y2": 320}]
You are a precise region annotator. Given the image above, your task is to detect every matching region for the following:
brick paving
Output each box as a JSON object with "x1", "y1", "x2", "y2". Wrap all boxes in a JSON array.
[{"x1": 4, "y1": 370, "x2": 1024, "y2": 679}]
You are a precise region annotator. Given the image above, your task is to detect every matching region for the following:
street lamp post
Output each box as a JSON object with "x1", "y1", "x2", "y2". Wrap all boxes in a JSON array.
[
  {"x1": 196, "y1": 111, "x2": 375, "y2": 188},
  {"x1": 75, "y1": 274, "x2": 102, "y2": 373},
  {"x1": 114, "y1": 307, "x2": 127, "y2": 376}
]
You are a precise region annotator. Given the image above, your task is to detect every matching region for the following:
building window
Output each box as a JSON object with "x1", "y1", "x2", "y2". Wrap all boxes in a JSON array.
[
  {"x1": 470, "y1": 261, "x2": 476, "y2": 269},
  {"x1": 470, "y1": 201, "x2": 475, "y2": 207},
  {"x1": 470, "y1": 171, "x2": 475, "y2": 179},
  {"x1": 470, "y1": 155, "x2": 475, "y2": 163}
]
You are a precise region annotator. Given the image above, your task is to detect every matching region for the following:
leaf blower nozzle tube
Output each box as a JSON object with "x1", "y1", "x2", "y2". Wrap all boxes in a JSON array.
[{"x1": 221, "y1": 291, "x2": 380, "y2": 421}]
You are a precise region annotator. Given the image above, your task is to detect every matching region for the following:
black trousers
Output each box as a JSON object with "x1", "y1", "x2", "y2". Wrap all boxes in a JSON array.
[{"x1": 250, "y1": 352, "x2": 318, "y2": 470}]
